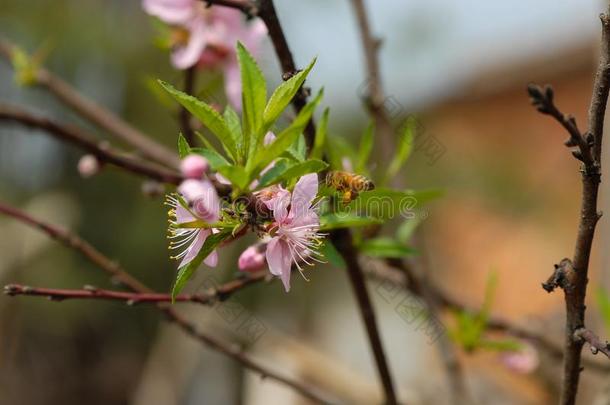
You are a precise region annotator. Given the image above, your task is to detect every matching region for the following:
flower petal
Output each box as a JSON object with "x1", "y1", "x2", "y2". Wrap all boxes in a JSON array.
[
  {"x1": 204, "y1": 249, "x2": 218, "y2": 267},
  {"x1": 179, "y1": 228, "x2": 209, "y2": 268},
  {"x1": 290, "y1": 173, "x2": 318, "y2": 219},
  {"x1": 142, "y1": 0, "x2": 195, "y2": 24},
  {"x1": 171, "y1": 18, "x2": 208, "y2": 69}
]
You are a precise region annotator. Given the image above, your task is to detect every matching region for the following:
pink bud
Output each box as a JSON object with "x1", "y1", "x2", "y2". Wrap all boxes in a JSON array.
[
  {"x1": 180, "y1": 154, "x2": 209, "y2": 179},
  {"x1": 238, "y1": 245, "x2": 266, "y2": 273},
  {"x1": 500, "y1": 343, "x2": 539, "y2": 374},
  {"x1": 77, "y1": 155, "x2": 100, "y2": 178}
]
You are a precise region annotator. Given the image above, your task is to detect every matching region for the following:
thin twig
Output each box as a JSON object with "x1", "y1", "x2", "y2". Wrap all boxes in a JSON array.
[
  {"x1": 574, "y1": 328, "x2": 610, "y2": 359},
  {"x1": 349, "y1": 0, "x2": 394, "y2": 161},
  {"x1": 528, "y1": 9, "x2": 610, "y2": 404},
  {"x1": 0, "y1": 103, "x2": 184, "y2": 184},
  {"x1": 0, "y1": 202, "x2": 334, "y2": 404},
  {"x1": 331, "y1": 229, "x2": 398, "y2": 405},
  {"x1": 0, "y1": 37, "x2": 179, "y2": 168}
]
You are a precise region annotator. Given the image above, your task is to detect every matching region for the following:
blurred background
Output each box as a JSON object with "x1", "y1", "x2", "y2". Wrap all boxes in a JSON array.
[{"x1": 1, "y1": 0, "x2": 610, "y2": 404}]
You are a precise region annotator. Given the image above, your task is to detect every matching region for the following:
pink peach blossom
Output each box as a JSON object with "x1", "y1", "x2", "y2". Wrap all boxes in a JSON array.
[
  {"x1": 264, "y1": 173, "x2": 323, "y2": 292},
  {"x1": 238, "y1": 244, "x2": 266, "y2": 273},
  {"x1": 166, "y1": 178, "x2": 220, "y2": 268}
]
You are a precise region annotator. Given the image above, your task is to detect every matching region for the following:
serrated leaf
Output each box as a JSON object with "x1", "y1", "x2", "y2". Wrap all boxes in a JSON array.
[
  {"x1": 177, "y1": 133, "x2": 190, "y2": 158},
  {"x1": 287, "y1": 134, "x2": 307, "y2": 162},
  {"x1": 385, "y1": 117, "x2": 416, "y2": 181},
  {"x1": 310, "y1": 107, "x2": 329, "y2": 160},
  {"x1": 217, "y1": 165, "x2": 250, "y2": 190},
  {"x1": 319, "y1": 213, "x2": 382, "y2": 231},
  {"x1": 159, "y1": 80, "x2": 238, "y2": 160},
  {"x1": 359, "y1": 237, "x2": 417, "y2": 258},
  {"x1": 236, "y1": 42, "x2": 266, "y2": 146},
  {"x1": 223, "y1": 106, "x2": 244, "y2": 162},
  {"x1": 190, "y1": 147, "x2": 230, "y2": 170},
  {"x1": 257, "y1": 159, "x2": 327, "y2": 189},
  {"x1": 356, "y1": 121, "x2": 374, "y2": 173},
  {"x1": 249, "y1": 89, "x2": 323, "y2": 174},
  {"x1": 320, "y1": 240, "x2": 345, "y2": 268},
  {"x1": 172, "y1": 229, "x2": 232, "y2": 300},
  {"x1": 263, "y1": 57, "x2": 317, "y2": 130},
  {"x1": 257, "y1": 158, "x2": 293, "y2": 188}
]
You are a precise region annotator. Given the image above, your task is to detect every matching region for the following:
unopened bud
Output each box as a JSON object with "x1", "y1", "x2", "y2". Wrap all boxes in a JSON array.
[
  {"x1": 180, "y1": 154, "x2": 209, "y2": 179},
  {"x1": 77, "y1": 155, "x2": 100, "y2": 178},
  {"x1": 238, "y1": 245, "x2": 266, "y2": 273}
]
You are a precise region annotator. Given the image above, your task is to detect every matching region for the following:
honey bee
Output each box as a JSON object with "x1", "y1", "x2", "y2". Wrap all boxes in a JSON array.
[{"x1": 325, "y1": 171, "x2": 375, "y2": 203}]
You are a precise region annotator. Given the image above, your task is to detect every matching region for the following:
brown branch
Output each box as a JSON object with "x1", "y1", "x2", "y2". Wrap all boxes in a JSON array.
[
  {"x1": 0, "y1": 37, "x2": 179, "y2": 168},
  {"x1": 574, "y1": 328, "x2": 610, "y2": 359},
  {"x1": 0, "y1": 103, "x2": 184, "y2": 185},
  {"x1": 349, "y1": 0, "x2": 394, "y2": 161},
  {"x1": 331, "y1": 229, "x2": 398, "y2": 405},
  {"x1": 203, "y1": 0, "x2": 258, "y2": 16},
  {"x1": 4, "y1": 275, "x2": 267, "y2": 305},
  {"x1": 528, "y1": 9, "x2": 610, "y2": 405},
  {"x1": 0, "y1": 202, "x2": 334, "y2": 404}
]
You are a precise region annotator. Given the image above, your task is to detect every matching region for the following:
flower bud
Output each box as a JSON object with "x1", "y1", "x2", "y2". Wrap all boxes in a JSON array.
[
  {"x1": 77, "y1": 155, "x2": 100, "y2": 178},
  {"x1": 180, "y1": 154, "x2": 209, "y2": 179},
  {"x1": 238, "y1": 245, "x2": 266, "y2": 273}
]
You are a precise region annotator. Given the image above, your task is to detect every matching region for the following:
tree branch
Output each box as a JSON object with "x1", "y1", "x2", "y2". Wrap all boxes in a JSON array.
[
  {"x1": 0, "y1": 37, "x2": 179, "y2": 168},
  {"x1": 528, "y1": 9, "x2": 610, "y2": 404},
  {"x1": 331, "y1": 229, "x2": 398, "y2": 405},
  {"x1": 0, "y1": 103, "x2": 184, "y2": 184},
  {"x1": 574, "y1": 328, "x2": 610, "y2": 359},
  {"x1": 0, "y1": 202, "x2": 334, "y2": 404},
  {"x1": 349, "y1": 0, "x2": 394, "y2": 160}
]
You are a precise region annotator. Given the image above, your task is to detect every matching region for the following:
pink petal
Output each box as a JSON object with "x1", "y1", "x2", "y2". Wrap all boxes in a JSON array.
[
  {"x1": 171, "y1": 18, "x2": 208, "y2": 69},
  {"x1": 179, "y1": 229, "x2": 209, "y2": 268},
  {"x1": 263, "y1": 131, "x2": 276, "y2": 146},
  {"x1": 290, "y1": 173, "x2": 319, "y2": 219},
  {"x1": 223, "y1": 61, "x2": 241, "y2": 111},
  {"x1": 204, "y1": 249, "x2": 218, "y2": 267},
  {"x1": 142, "y1": 0, "x2": 195, "y2": 24},
  {"x1": 266, "y1": 238, "x2": 292, "y2": 292},
  {"x1": 175, "y1": 201, "x2": 196, "y2": 223},
  {"x1": 179, "y1": 179, "x2": 220, "y2": 222}
]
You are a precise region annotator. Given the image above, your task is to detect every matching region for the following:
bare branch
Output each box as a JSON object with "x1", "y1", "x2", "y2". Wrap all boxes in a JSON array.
[
  {"x1": 0, "y1": 103, "x2": 184, "y2": 184},
  {"x1": 0, "y1": 202, "x2": 335, "y2": 404},
  {"x1": 527, "y1": 8, "x2": 610, "y2": 405},
  {"x1": 349, "y1": 0, "x2": 394, "y2": 160},
  {"x1": 0, "y1": 37, "x2": 179, "y2": 168},
  {"x1": 575, "y1": 328, "x2": 610, "y2": 359},
  {"x1": 331, "y1": 229, "x2": 398, "y2": 405}
]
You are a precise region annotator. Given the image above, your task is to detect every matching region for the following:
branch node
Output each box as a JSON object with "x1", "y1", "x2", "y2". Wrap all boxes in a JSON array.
[{"x1": 542, "y1": 258, "x2": 574, "y2": 293}]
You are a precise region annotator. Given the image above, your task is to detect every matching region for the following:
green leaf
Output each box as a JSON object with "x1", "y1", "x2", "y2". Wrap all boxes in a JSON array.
[
  {"x1": 257, "y1": 158, "x2": 293, "y2": 188},
  {"x1": 249, "y1": 89, "x2": 324, "y2": 174},
  {"x1": 263, "y1": 57, "x2": 317, "y2": 130},
  {"x1": 359, "y1": 237, "x2": 417, "y2": 258},
  {"x1": 190, "y1": 147, "x2": 231, "y2": 170},
  {"x1": 236, "y1": 42, "x2": 266, "y2": 146},
  {"x1": 223, "y1": 106, "x2": 244, "y2": 162},
  {"x1": 310, "y1": 107, "x2": 329, "y2": 160},
  {"x1": 159, "y1": 80, "x2": 238, "y2": 160},
  {"x1": 347, "y1": 188, "x2": 442, "y2": 220},
  {"x1": 396, "y1": 217, "x2": 422, "y2": 244},
  {"x1": 385, "y1": 117, "x2": 416, "y2": 181},
  {"x1": 217, "y1": 165, "x2": 250, "y2": 190},
  {"x1": 319, "y1": 213, "x2": 382, "y2": 231},
  {"x1": 257, "y1": 159, "x2": 327, "y2": 189},
  {"x1": 596, "y1": 287, "x2": 610, "y2": 336},
  {"x1": 177, "y1": 133, "x2": 190, "y2": 158},
  {"x1": 172, "y1": 229, "x2": 232, "y2": 300},
  {"x1": 287, "y1": 134, "x2": 307, "y2": 162},
  {"x1": 356, "y1": 121, "x2": 374, "y2": 173},
  {"x1": 320, "y1": 240, "x2": 346, "y2": 268}
]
